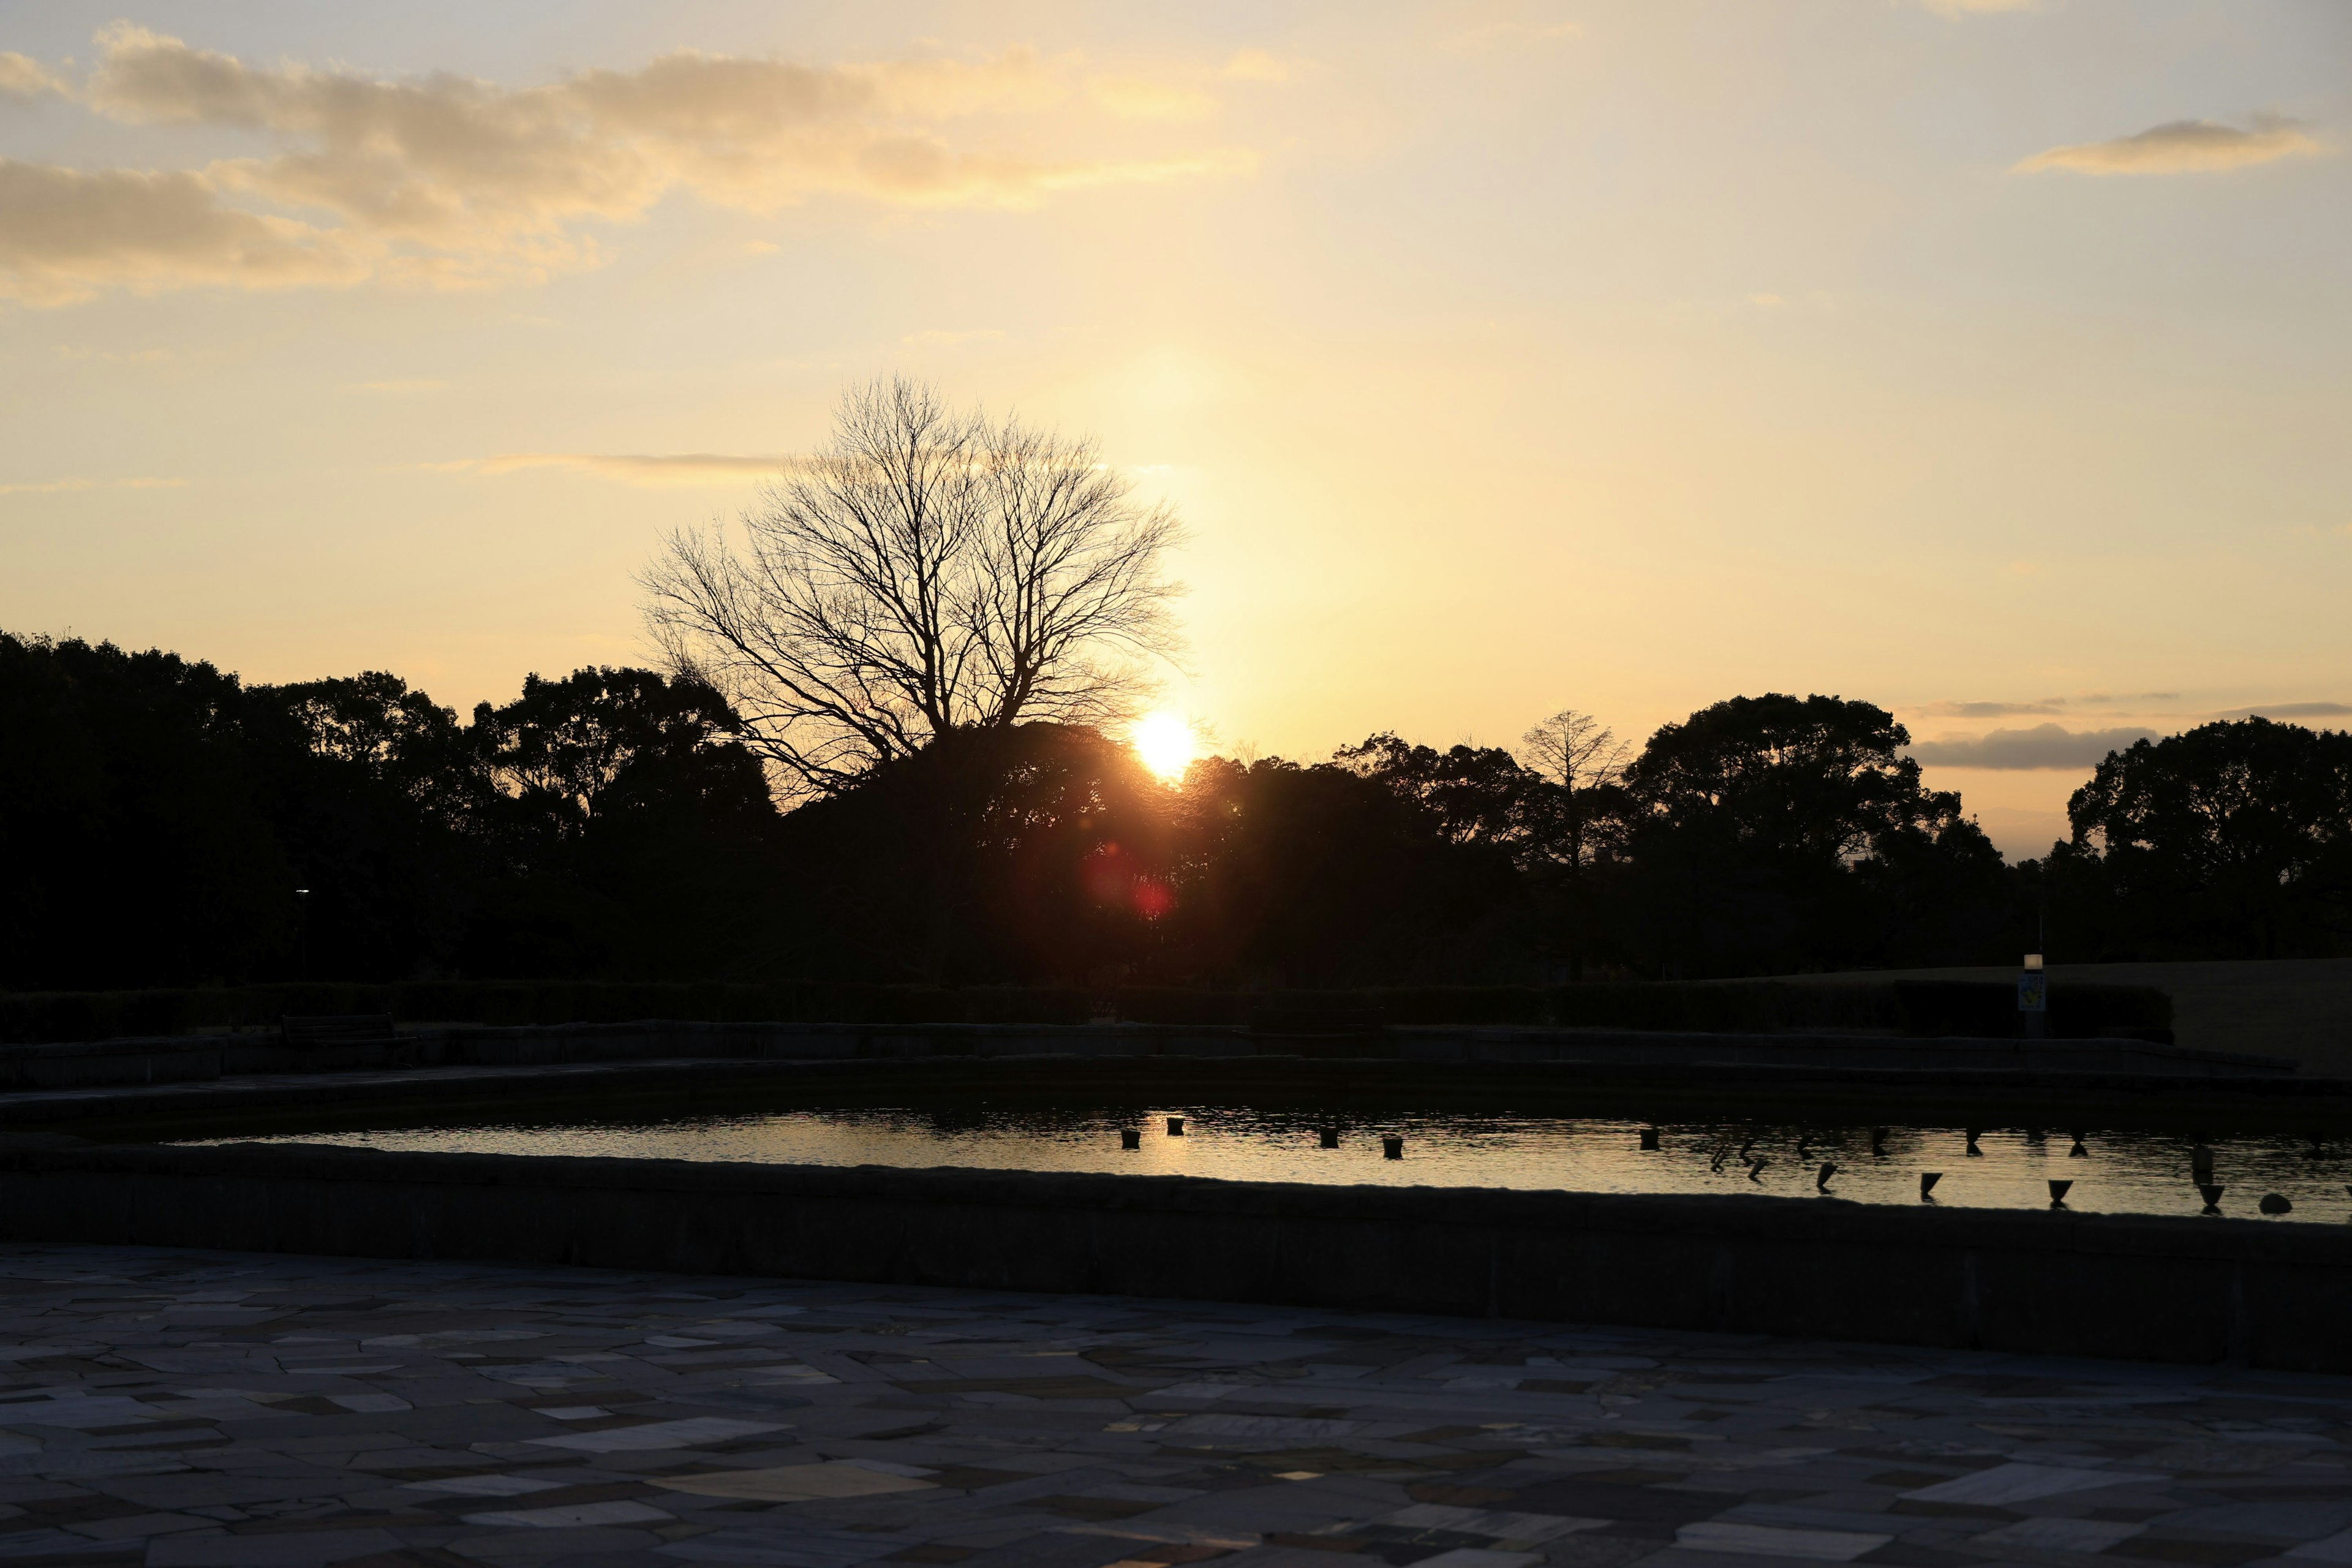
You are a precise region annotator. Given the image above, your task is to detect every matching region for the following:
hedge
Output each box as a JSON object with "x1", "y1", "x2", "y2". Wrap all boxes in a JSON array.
[{"x1": 0, "y1": 977, "x2": 2169, "y2": 1046}]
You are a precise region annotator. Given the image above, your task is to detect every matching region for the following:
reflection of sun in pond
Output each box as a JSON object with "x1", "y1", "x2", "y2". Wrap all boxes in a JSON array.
[{"x1": 1131, "y1": 712, "x2": 1196, "y2": 781}]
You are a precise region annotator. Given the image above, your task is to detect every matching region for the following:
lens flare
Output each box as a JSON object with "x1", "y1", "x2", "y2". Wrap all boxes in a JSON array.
[{"x1": 1132, "y1": 712, "x2": 1196, "y2": 782}]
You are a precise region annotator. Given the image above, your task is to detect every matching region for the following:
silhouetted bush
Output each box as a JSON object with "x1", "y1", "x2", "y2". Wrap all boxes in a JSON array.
[{"x1": 0, "y1": 976, "x2": 2166, "y2": 1044}]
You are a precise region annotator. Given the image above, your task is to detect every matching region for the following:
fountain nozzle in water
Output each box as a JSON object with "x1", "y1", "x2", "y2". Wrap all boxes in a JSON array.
[
  {"x1": 1817, "y1": 1163, "x2": 1838, "y2": 1193},
  {"x1": 2048, "y1": 1179, "x2": 2072, "y2": 1207},
  {"x1": 1920, "y1": 1172, "x2": 1942, "y2": 1200}
]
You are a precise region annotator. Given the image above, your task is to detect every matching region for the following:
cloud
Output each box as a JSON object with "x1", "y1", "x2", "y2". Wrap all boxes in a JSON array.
[
  {"x1": 1918, "y1": 699, "x2": 2066, "y2": 718},
  {"x1": 1910, "y1": 723, "x2": 2155, "y2": 769},
  {"x1": 0, "y1": 159, "x2": 369, "y2": 304},
  {"x1": 353, "y1": 378, "x2": 447, "y2": 393},
  {"x1": 2016, "y1": 116, "x2": 2321, "y2": 176},
  {"x1": 0, "y1": 51, "x2": 66, "y2": 99},
  {"x1": 0, "y1": 25, "x2": 1252, "y2": 305},
  {"x1": 2212, "y1": 701, "x2": 2352, "y2": 721},
  {"x1": 467, "y1": 452, "x2": 793, "y2": 486}
]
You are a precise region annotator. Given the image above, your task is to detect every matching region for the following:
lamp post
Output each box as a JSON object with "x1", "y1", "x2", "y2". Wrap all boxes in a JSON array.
[
  {"x1": 295, "y1": 887, "x2": 311, "y2": 982},
  {"x1": 2018, "y1": 951, "x2": 2046, "y2": 1040}
]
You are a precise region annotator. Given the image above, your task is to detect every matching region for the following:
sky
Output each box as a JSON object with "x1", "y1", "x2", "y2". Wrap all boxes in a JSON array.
[{"x1": 2, "y1": 0, "x2": 2347, "y2": 858}]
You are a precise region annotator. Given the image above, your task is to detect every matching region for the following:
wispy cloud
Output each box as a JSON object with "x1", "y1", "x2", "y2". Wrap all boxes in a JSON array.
[
  {"x1": 0, "y1": 24, "x2": 1255, "y2": 306},
  {"x1": 2016, "y1": 116, "x2": 2321, "y2": 176},
  {"x1": 0, "y1": 51, "x2": 66, "y2": 99},
  {"x1": 0, "y1": 160, "x2": 370, "y2": 304},
  {"x1": 1910, "y1": 723, "x2": 2156, "y2": 769},
  {"x1": 464, "y1": 452, "x2": 792, "y2": 486},
  {"x1": 0, "y1": 475, "x2": 186, "y2": 495},
  {"x1": 2211, "y1": 701, "x2": 2352, "y2": 721},
  {"x1": 1918, "y1": 699, "x2": 2067, "y2": 718}
]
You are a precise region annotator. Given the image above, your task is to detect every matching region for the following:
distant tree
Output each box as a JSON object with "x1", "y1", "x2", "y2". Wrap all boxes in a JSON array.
[
  {"x1": 1518, "y1": 707, "x2": 1629, "y2": 868},
  {"x1": 2048, "y1": 718, "x2": 2352, "y2": 959},
  {"x1": 1613, "y1": 693, "x2": 2005, "y2": 974},
  {"x1": 471, "y1": 669, "x2": 761, "y2": 840},
  {"x1": 773, "y1": 722, "x2": 1174, "y2": 984},
  {"x1": 460, "y1": 667, "x2": 784, "y2": 978},
  {"x1": 1517, "y1": 707, "x2": 1632, "y2": 978},
  {"x1": 643, "y1": 377, "x2": 1185, "y2": 798},
  {"x1": 1176, "y1": 753, "x2": 1528, "y2": 986},
  {"x1": 241, "y1": 672, "x2": 481, "y2": 981},
  {"x1": 1335, "y1": 733, "x2": 1549, "y2": 854},
  {"x1": 0, "y1": 633, "x2": 294, "y2": 989}
]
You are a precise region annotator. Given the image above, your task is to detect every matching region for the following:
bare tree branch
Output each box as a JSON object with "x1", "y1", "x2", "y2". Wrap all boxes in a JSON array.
[
  {"x1": 1521, "y1": 708, "x2": 1628, "y2": 794},
  {"x1": 640, "y1": 376, "x2": 1186, "y2": 799}
]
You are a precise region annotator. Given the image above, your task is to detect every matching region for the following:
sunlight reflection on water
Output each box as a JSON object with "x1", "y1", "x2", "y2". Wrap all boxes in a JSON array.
[{"x1": 186, "y1": 1106, "x2": 2352, "y2": 1224}]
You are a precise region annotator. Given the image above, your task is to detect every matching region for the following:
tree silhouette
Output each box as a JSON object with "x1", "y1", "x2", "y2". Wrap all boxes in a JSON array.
[
  {"x1": 643, "y1": 377, "x2": 1185, "y2": 797},
  {"x1": 2048, "y1": 717, "x2": 2352, "y2": 959},
  {"x1": 1613, "y1": 694, "x2": 2003, "y2": 974},
  {"x1": 1518, "y1": 707, "x2": 1632, "y2": 979},
  {"x1": 459, "y1": 668, "x2": 783, "y2": 978}
]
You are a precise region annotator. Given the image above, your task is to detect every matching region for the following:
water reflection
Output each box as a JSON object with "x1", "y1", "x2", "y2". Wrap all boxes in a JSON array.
[{"x1": 183, "y1": 1106, "x2": 2352, "y2": 1223}]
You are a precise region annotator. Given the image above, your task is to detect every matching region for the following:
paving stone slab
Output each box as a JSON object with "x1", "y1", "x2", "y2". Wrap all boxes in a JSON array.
[{"x1": 0, "y1": 1243, "x2": 2342, "y2": 1567}]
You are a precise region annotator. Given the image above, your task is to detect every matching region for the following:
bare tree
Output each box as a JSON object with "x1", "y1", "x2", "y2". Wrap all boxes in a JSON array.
[
  {"x1": 1520, "y1": 707, "x2": 1630, "y2": 980},
  {"x1": 1521, "y1": 709, "x2": 1628, "y2": 802},
  {"x1": 641, "y1": 377, "x2": 1185, "y2": 797}
]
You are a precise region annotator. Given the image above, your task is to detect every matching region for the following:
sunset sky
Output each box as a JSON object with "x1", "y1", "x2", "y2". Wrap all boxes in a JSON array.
[{"x1": 2, "y1": 1, "x2": 2346, "y2": 856}]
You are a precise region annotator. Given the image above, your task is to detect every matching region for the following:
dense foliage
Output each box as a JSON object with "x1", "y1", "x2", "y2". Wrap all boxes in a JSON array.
[
  {"x1": 0, "y1": 636, "x2": 778, "y2": 989},
  {"x1": 4, "y1": 630, "x2": 2343, "y2": 990},
  {"x1": 2042, "y1": 718, "x2": 2352, "y2": 961}
]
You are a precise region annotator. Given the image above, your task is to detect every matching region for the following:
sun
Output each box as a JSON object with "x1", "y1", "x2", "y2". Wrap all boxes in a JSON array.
[{"x1": 1131, "y1": 712, "x2": 1197, "y2": 782}]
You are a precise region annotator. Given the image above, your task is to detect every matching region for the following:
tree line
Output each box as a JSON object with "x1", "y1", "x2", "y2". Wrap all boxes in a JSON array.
[
  {"x1": 5, "y1": 628, "x2": 2347, "y2": 993},
  {"x1": 7, "y1": 380, "x2": 2346, "y2": 991}
]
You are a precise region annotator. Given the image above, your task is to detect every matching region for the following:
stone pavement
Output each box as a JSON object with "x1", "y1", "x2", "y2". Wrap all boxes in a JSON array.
[{"x1": 0, "y1": 1246, "x2": 2346, "y2": 1567}]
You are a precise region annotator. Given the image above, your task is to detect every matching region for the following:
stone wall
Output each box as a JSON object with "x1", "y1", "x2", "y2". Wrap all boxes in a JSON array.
[
  {"x1": 2, "y1": 1136, "x2": 2345, "y2": 1373},
  {"x1": 0, "y1": 1018, "x2": 2296, "y2": 1096}
]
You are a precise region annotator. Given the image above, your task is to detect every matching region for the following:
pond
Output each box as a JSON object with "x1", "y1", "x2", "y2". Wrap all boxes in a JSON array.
[{"x1": 177, "y1": 1101, "x2": 2352, "y2": 1223}]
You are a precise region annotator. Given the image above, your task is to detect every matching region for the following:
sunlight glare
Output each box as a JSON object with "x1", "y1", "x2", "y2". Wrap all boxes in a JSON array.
[{"x1": 1133, "y1": 712, "x2": 1197, "y2": 782}]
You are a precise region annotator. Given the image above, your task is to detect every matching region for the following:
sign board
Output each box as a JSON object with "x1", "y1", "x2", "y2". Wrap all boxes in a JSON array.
[{"x1": 2018, "y1": 969, "x2": 2048, "y2": 1014}]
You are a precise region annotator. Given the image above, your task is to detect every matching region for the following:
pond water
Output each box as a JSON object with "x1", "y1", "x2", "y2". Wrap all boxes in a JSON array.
[{"x1": 180, "y1": 1103, "x2": 2352, "y2": 1223}]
